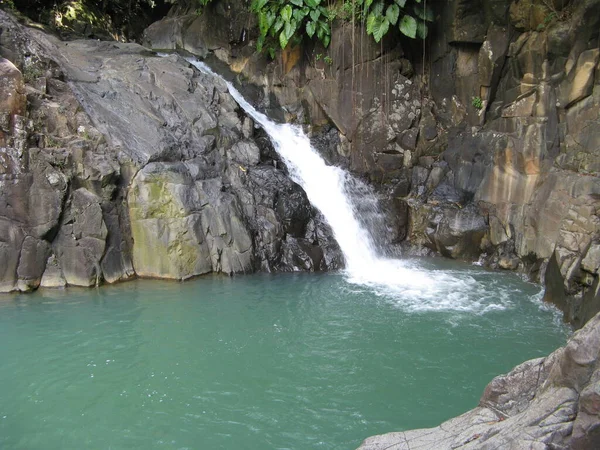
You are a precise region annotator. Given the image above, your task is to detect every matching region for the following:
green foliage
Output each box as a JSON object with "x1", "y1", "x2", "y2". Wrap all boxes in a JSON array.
[
  {"x1": 544, "y1": 11, "x2": 556, "y2": 24},
  {"x1": 193, "y1": 0, "x2": 212, "y2": 15},
  {"x1": 471, "y1": 96, "x2": 483, "y2": 110},
  {"x1": 363, "y1": 0, "x2": 433, "y2": 43},
  {"x1": 0, "y1": 0, "x2": 16, "y2": 10},
  {"x1": 251, "y1": 0, "x2": 332, "y2": 52},
  {"x1": 250, "y1": 0, "x2": 433, "y2": 59},
  {"x1": 323, "y1": 55, "x2": 332, "y2": 65}
]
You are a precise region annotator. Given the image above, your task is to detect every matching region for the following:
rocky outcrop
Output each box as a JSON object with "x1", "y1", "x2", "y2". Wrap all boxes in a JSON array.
[
  {"x1": 413, "y1": 0, "x2": 600, "y2": 327},
  {"x1": 142, "y1": 6, "x2": 422, "y2": 181},
  {"x1": 358, "y1": 310, "x2": 600, "y2": 449},
  {"x1": 0, "y1": 9, "x2": 341, "y2": 292},
  {"x1": 142, "y1": 0, "x2": 600, "y2": 326},
  {"x1": 3, "y1": 0, "x2": 600, "y2": 325}
]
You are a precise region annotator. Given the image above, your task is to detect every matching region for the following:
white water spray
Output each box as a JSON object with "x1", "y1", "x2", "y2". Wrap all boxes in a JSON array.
[
  {"x1": 188, "y1": 59, "x2": 382, "y2": 274},
  {"x1": 186, "y1": 58, "x2": 517, "y2": 313}
]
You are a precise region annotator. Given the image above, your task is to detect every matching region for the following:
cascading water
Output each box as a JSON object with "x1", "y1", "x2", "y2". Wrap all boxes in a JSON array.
[
  {"x1": 185, "y1": 58, "x2": 533, "y2": 313},
  {"x1": 187, "y1": 59, "x2": 382, "y2": 272}
]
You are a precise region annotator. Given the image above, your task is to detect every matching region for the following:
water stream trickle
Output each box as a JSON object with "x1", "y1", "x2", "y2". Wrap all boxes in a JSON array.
[{"x1": 185, "y1": 58, "x2": 522, "y2": 313}]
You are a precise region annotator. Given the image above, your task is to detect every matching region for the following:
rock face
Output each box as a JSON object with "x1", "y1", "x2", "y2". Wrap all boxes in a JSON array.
[
  {"x1": 142, "y1": 0, "x2": 600, "y2": 326},
  {"x1": 2, "y1": 1, "x2": 600, "y2": 325},
  {"x1": 0, "y1": 9, "x2": 341, "y2": 291},
  {"x1": 358, "y1": 310, "x2": 600, "y2": 450},
  {"x1": 142, "y1": 8, "x2": 421, "y2": 181}
]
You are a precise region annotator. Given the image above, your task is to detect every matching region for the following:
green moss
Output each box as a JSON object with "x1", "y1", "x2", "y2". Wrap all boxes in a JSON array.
[{"x1": 23, "y1": 64, "x2": 44, "y2": 83}]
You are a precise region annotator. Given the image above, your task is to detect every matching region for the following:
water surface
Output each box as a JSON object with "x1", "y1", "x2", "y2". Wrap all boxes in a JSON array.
[{"x1": 0, "y1": 259, "x2": 569, "y2": 449}]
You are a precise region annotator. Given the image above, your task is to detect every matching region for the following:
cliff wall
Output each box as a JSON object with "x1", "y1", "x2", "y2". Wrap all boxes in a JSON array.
[
  {"x1": 142, "y1": 0, "x2": 600, "y2": 327},
  {"x1": 0, "y1": 9, "x2": 341, "y2": 292}
]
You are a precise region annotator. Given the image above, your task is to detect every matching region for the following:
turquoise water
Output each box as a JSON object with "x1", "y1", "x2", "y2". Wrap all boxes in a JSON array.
[{"x1": 0, "y1": 259, "x2": 569, "y2": 449}]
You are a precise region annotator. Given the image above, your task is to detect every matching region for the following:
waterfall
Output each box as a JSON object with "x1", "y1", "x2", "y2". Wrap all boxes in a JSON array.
[
  {"x1": 187, "y1": 58, "x2": 384, "y2": 275},
  {"x1": 185, "y1": 57, "x2": 495, "y2": 312}
]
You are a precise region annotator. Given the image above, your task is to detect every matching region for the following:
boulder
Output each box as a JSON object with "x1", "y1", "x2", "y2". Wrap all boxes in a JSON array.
[{"x1": 128, "y1": 162, "x2": 247, "y2": 279}]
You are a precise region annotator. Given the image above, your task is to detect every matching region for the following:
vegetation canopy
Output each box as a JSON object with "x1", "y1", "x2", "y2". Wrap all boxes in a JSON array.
[
  {"x1": 250, "y1": 0, "x2": 433, "y2": 56},
  {"x1": 3, "y1": 0, "x2": 435, "y2": 54}
]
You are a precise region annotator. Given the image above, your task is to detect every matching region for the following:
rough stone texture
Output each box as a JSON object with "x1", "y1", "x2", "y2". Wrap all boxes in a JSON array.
[
  {"x1": 128, "y1": 162, "x2": 252, "y2": 279},
  {"x1": 55, "y1": 187, "x2": 108, "y2": 287},
  {"x1": 141, "y1": 0, "x2": 599, "y2": 326},
  {"x1": 0, "y1": 57, "x2": 26, "y2": 147},
  {"x1": 3, "y1": 0, "x2": 600, "y2": 321},
  {"x1": 358, "y1": 311, "x2": 600, "y2": 450},
  {"x1": 143, "y1": 14, "x2": 421, "y2": 182},
  {"x1": 0, "y1": 8, "x2": 341, "y2": 291}
]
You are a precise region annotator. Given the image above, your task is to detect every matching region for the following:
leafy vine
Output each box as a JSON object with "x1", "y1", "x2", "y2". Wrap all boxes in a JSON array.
[{"x1": 250, "y1": 0, "x2": 434, "y2": 56}]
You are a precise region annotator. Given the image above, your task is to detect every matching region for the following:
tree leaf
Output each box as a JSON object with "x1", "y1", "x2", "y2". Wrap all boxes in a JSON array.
[
  {"x1": 273, "y1": 16, "x2": 284, "y2": 33},
  {"x1": 317, "y1": 20, "x2": 331, "y2": 41},
  {"x1": 266, "y1": 10, "x2": 275, "y2": 27},
  {"x1": 386, "y1": 4, "x2": 399, "y2": 25},
  {"x1": 394, "y1": 0, "x2": 406, "y2": 7},
  {"x1": 318, "y1": 19, "x2": 330, "y2": 34},
  {"x1": 256, "y1": 35, "x2": 264, "y2": 52},
  {"x1": 322, "y1": 34, "x2": 331, "y2": 48},
  {"x1": 281, "y1": 4, "x2": 293, "y2": 22},
  {"x1": 399, "y1": 14, "x2": 417, "y2": 38},
  {"x1": 290, "y1": 0, "x2": 303, "y2": 6},
  {"x1": 310, "y1": 9, "x2": 320, "y2": 21},
  {"x1": 251, "y1": 0, "x2": 268, "y2": 13},
  {"x1": 279, "y1": 30, "x2": 289, "y2": 48},
  {"x1": 416, "y1": 21, "x2": 428, "y2": 39},
  {"x1": 304, "y1": 0, "x2": 319, "y2": 8},
  {"x1": 366, "y1": 13, "x2": 377, "y2": 35},
  {"x1": 371, "y1": 0, "x2": 384, "y2": 16},
  {"x1": 306, "y1": 20, "x2": 316, "y2": 38},
  {"x1": 268, "y1": 46, "x2": 276, "y2": 59},
  {"x1": 293, "y1": 7, "x2": 308, "y2": 21},
  {"x1": 258, "y1": 11, "x2": 269, "y2": 36},
  {"x1": 413, "y1": 4, "x2": 434, "y2": 22},
  {"x1": 284, "y1": 19, "x2": 297, "y2": 40},
  {"x1": 373, "y1": 16, "x2": 389, "y2": 42}
]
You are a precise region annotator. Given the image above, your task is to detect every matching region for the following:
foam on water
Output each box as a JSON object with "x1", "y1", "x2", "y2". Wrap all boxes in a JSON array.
[{"x1": 185, "y1": 58, "x2": 528, "y2": 314}]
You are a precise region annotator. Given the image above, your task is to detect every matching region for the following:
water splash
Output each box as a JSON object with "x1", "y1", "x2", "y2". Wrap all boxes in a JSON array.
[{"x1": 185, "y1": 57, "x2": 521, "y2": 313}]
